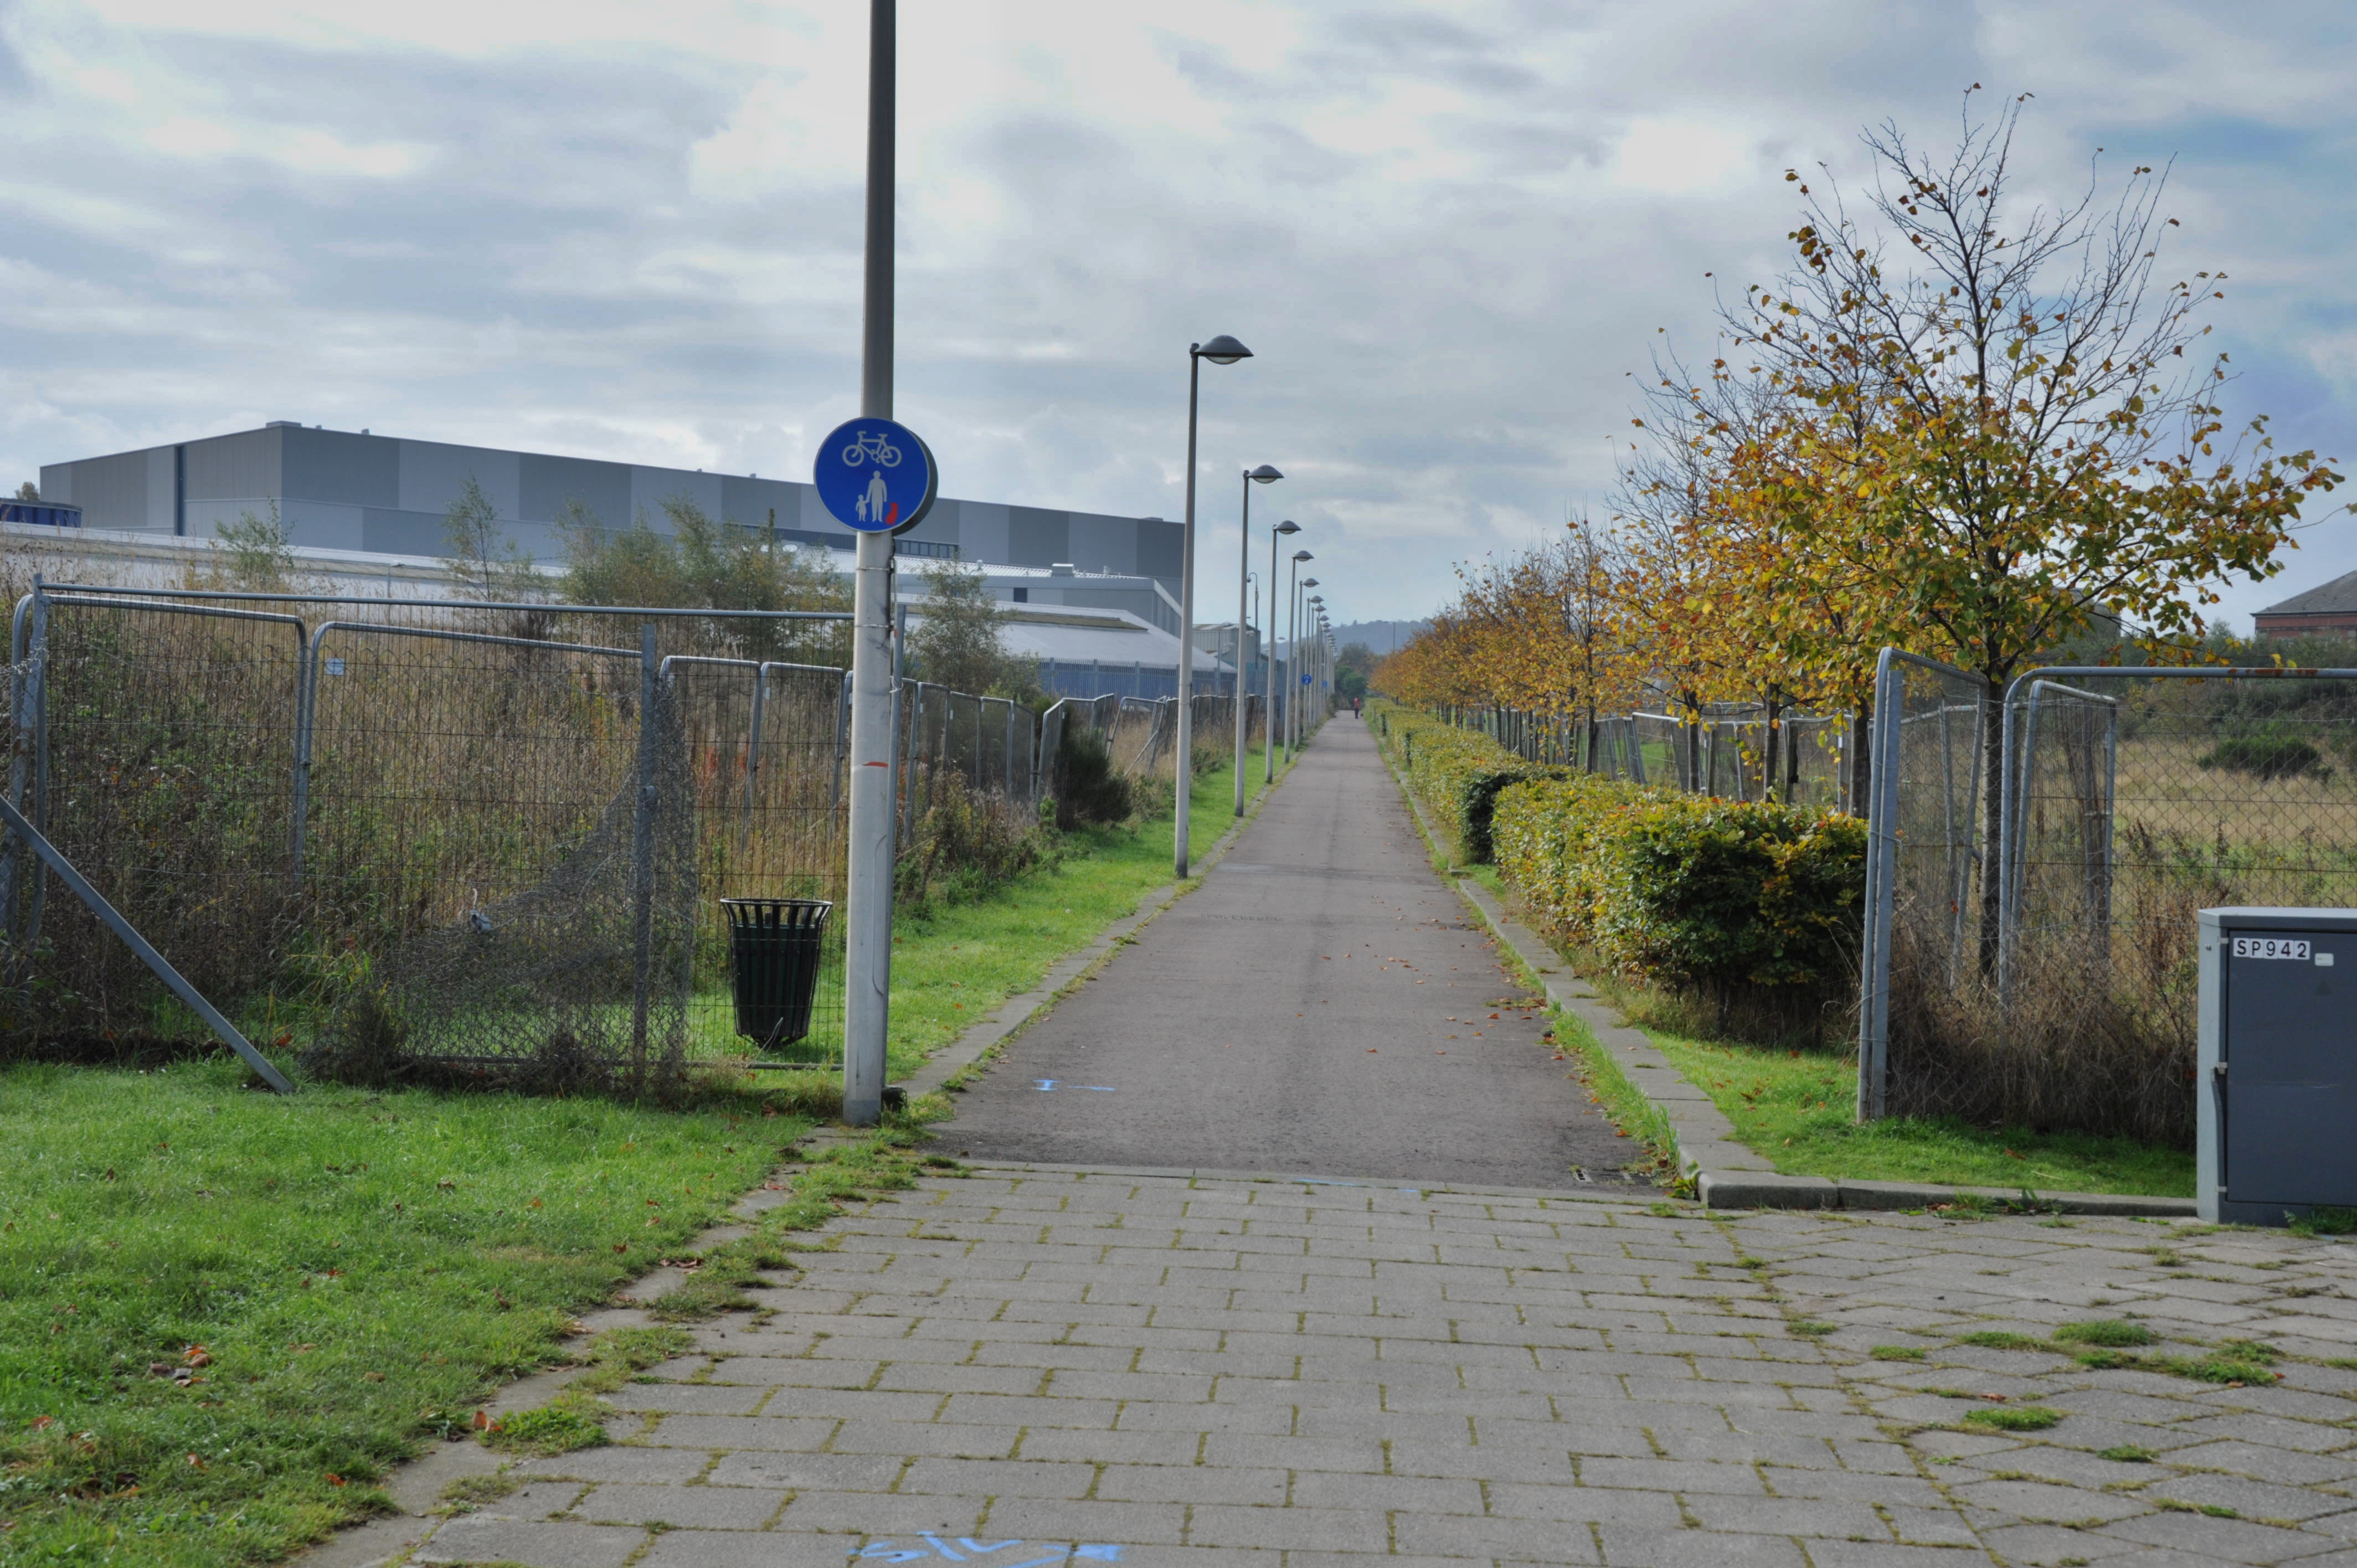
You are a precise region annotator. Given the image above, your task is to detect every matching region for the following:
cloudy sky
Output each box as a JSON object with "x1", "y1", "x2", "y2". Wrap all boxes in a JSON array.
[{"x1": 3, "y1": 1, "x2": 2354, "y2": 632}]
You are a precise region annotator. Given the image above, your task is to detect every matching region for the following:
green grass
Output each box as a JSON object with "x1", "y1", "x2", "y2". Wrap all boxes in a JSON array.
[
  {"x1": 0, "y1": 750, "x2": 1291, "y2": 1564},
  {"x1": 1963, "y1": 1404, "x2": 2061, "y2": 1431},
  {"x1": 0, "y1": 1059, "x2": 803, "y2": 1562},
  {"x1": 1642, "y1": 1031, "x2": 2194, "y2": 1197},
  {"x1": 2055, "y1": 1319, "x2": 2158, "y2": 1348}
]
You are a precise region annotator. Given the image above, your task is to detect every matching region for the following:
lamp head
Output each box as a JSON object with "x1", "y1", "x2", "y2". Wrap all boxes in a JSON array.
[
  {"x1": 1293, "y1": 551, "x2": 1313, "y2": 563},
  {"x1": 1274, "y1": 519, "x2": 1300, "y2": 535},
  {"x1": 1247, "y1": 464, "x2": 1283, "y2": 484},
  {"x1": 1195, "y1": 334, "x2": 1252, "y2": 365}
]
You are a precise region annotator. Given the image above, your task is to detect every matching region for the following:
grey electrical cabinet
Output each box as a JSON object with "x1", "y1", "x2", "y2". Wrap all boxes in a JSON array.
[{"x1": 2199, "y1": 907, "x2": 2357, "y2": 1225}]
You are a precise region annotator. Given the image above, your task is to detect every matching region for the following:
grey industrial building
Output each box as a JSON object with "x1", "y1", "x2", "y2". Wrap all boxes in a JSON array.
[{"x1": 35, "y1": 421, "x2": 1185, "y2": 591}]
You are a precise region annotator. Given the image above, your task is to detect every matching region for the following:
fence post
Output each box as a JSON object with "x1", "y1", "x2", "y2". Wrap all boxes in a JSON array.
[
  {"x1": 832, "y1": 669, "x2": 852, "y2": 812},
  {"x1": 292, "y1": 626, "x2": 321, "y2": 881},
  {"x1": 742, "y1": 663, "x2": 768, "y2": 849},
  {"x1": 628, "y1": 621, "x2": 658, "y2": 1089},
  {"x1": 2, "y1": 585, "x2": 44, "y2": 942},
  {"x1": 1855, "y1": 651, "x2": 1903, "y2": 1122}
]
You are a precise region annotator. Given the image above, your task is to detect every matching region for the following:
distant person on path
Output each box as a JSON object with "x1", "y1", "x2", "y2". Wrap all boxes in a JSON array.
[{"x1": 1352, "y1": 697, "x2": 1361, "y2": 716}]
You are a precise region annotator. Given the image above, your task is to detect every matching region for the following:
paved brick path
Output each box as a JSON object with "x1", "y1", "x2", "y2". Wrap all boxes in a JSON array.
[{"x1": 390, "y1": 1167, "x2": 2357, "y2": 1568}]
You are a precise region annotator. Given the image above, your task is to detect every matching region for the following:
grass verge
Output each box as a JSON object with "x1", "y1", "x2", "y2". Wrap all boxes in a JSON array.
[
  {"x1": 0, "y1": 1059, "x2": 812, "y2": 1563},
  {"x1": 1381, "y1": 748, "x2": 2188, "y2": 1198},
  {"x1": 0, "y1": 746, "x2": 1288, "y2": 1564},
  {"x1": 1641, "y1": 1028, "x2": 2192, "y2": 1196}
]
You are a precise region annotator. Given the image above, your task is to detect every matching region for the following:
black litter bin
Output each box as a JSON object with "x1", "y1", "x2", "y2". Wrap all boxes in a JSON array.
[{"x1": 722, "y1": 898, "x2": 833, "y2": 1053}]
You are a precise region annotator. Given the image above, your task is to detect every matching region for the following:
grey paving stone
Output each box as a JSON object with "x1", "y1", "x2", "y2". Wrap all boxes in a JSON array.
[
  {"x1": 636, "y1": 1414, "x2": 838, "y2": 1451},
  {"x1": 574, "y1": 1482, "x2": 786, "y2": 1530},
  {"x1": 703, "y1": 1451, "x2": 908, "y2": 1491},
  {"x1": 512, "y1": 1447, "x2": 716, "y2": 1484},
  {"x1": 1183, "y1": 1504, "x2": 1392, "y2": 1553},
  {"x1": 897, "y1": 1458, "x2": 1099, "y2": 1499},
  {"x1": 1594, "y1": 1523, "x2": 1810, "y2": 1566},
  {"x1": 414, "y1": 1517, "x2": 647, "y2": 1567},
  {"x1": 634, "y1": 1531, "x2": 874, "y2": 1568},
  {"x1": 2145, "y1": 1473, "x2": 2355, "y2": 1522},
  {"x1": 1095, "y1": 1463, "x2": 1288, "y2": 1506},
  {"x1": 826, "y1": 1420, "x2": 1025, "y2": 1457},
  {"x1": 2099, "y1": 1508, "x2": 2348, "y2": 1561}
]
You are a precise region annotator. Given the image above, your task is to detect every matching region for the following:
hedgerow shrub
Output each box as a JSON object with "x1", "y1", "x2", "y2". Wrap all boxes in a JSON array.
[
  {"x1": 1494, "y1": 775, "x2": 1865, "y2": 1036},
  {"x1": 1368, "y1": 700, "x2": 1562, "y2": 862}
]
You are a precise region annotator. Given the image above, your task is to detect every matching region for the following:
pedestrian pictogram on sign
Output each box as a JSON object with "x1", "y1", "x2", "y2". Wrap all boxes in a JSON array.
[{"x1": 814, "y1": 417, "x2": 938, "y2": 535}]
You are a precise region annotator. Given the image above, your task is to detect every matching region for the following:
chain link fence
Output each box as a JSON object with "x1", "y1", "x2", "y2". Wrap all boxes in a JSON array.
[
  {"x1": 1, "y1": 584, "x2": 1191, "y2": 1092},
  {"x1": 1860, "y1": 650, "x2": 2357, "y2": 1143},
  {"x1": 1429, "y1": 700, "x2": 1852, "y2": 808}
]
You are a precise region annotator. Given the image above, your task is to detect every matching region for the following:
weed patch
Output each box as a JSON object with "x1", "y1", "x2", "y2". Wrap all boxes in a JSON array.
[
  {"x1": 1965, "y1": 1405, "x2": 2062, "y2": 1432},
  {"x1": 2055, "y1": 1320, "x2": 2158, "y2": 1348}
]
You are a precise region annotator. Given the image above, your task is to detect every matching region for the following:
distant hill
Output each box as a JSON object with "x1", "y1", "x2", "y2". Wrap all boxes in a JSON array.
[{"x1": 1327, "y1": 620, "x2": 1430, "y2": 655}]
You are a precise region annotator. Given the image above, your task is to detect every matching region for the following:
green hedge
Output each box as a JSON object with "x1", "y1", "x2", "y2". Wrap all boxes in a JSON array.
[
  {"x1": 1494, "y1": 776, "x2": 1865, "y2": 1003},
  {"x1": 1367, "y1": 700, "x2": 1563, "y2": 862},
  {"x1": 1372, "y1": 698, "x2": 1866, "y2": 1020}
]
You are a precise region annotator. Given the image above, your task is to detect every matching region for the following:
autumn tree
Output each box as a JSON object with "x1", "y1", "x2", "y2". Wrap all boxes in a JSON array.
[{"x1": 1704, "y1": 89, "x2": 2341, "y2": 955}]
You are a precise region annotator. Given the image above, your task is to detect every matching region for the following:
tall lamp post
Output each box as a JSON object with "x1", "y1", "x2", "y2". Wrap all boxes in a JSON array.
[
  {"x1": 1288, "y1": 560, "x2": 1314, "y2": 758},
  {"x1": 842, "y1": 0, "x2": 897, "y2": 1126},
  {"x1": 1265, "y1": 521, "x2": 1299, "y2": 783},
  {"x1": 1309, "y1": 596, "x2": 1326, "y2": 727},
  {"x1": 1233, "y1": 464, "x2": 1280, "y2": 815},
  {"x1": 1175, "y1": 336, "x2": 1253, "y2": 878}
]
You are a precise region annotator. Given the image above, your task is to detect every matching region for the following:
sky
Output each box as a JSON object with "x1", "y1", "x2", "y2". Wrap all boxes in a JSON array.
[{"x1": 3, "y1": 1, "x2": 2355, "y2": 635}]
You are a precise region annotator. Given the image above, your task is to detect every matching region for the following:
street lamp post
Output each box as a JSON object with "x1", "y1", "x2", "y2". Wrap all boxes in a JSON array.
[
  {"x1": 841, "y1": 0, "x2": 897, "y2": 1127},
  {"x1": 1287, "y1": 557, "x2": 1313, "y2": 759},
  {"x1": 1234, "y1": 464, "x2": 1280, "y2": 816},
  {"x1": 1175, "y1": 336, "x2": 1253, "y2": 879},
  {"x1": 1309, "y1": 596, "x2": 1326, "y2": 729},
  {"x1": 1298, "y1": 581, "x2": 1320, "y2": 752},
  {"x1": 1266, "y1": 521, "x2": 1299, "y2": 783}
]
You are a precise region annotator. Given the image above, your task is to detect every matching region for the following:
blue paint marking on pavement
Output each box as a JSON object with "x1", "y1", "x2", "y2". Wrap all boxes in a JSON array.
[
  {"x1": 855, "y1": 1543, "x2": 1119, "y2": 1566},
  {"x1": 1034, "y1": 1081, "x2": 1118, "y2": 1092},
  {"x1": 1035, "y1": 1080, "x2": 1058, "y2": 1091}
]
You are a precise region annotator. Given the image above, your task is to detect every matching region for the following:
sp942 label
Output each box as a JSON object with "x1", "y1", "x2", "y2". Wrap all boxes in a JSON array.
[{"x1": 2233, "y1": 936, "x2": 2312, "y2": 961}]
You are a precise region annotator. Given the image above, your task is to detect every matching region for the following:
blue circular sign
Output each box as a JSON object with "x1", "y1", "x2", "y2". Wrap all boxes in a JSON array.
[{"x1": 814, "y1": 417, "x2": 937, "y2": 535}]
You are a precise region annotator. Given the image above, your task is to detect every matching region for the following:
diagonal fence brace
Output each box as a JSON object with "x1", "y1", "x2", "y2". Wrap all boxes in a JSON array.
[{"x1": 0, "y1": 794, "x2": 296, "y2": 1094}]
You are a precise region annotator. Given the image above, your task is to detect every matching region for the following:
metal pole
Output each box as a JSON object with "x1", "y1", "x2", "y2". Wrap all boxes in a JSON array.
[
  {"x1": 841, "y1": 0, "x2": 896, "y2": 1127},
  {"x1": 0, "y1": 793, "x2": 294, "y2": 1094},
  {"x1": 1174, "y1": 349, "x2": 1202, "y2": 876},
  {"x1": 1233, "y1": 472, "x2": 1251, "y2": 815},
  {"x1": 1286, "y1": 561, "x2": 1300, "y2": 759},
  {"x1": 1265, "y1": 530, "x2": 1281, "y2": 784},
  {"x1": 743, "y1": 664, "x2": 768, "y2": 849},
  {"x1": 629, "y1": 622, "x2": 658, "y2": 1090}
]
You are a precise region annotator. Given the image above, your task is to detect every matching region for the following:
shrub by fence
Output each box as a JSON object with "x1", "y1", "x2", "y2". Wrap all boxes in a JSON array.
[
  {"x1": 1369, "y1": 702, "x2": 1563, "y2": 862},
  {"x1": 1494, "y1": 778, "x2": 1865, "y2": 1036},
  {"x1": 1372, "y1": 699, "x2": 1866, "y2": 1038}
]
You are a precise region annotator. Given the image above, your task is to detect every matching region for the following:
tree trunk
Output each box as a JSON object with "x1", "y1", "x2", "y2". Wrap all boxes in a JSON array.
[{"x1": 1847, "y1": 700, "x2": 1872, "y2": 817}]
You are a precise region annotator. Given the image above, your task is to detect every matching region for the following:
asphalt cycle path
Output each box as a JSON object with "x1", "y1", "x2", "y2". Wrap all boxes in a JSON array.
[{"x1": 940, "y1": 716, "x2": 1638, "y2": 1188}]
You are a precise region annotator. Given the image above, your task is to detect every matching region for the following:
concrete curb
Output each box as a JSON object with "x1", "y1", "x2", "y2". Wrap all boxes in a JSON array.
[
  {"x1": 1372, "y1": 730, "x2": 2196, "y2": 1221},
  {"x1": 958, "y1": 1158, "x2": 1660, "y2": 1205}
]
